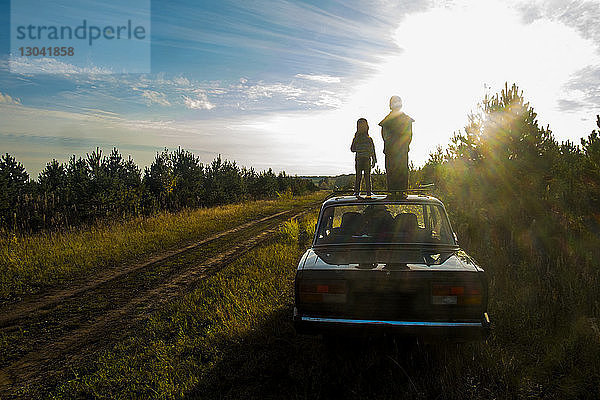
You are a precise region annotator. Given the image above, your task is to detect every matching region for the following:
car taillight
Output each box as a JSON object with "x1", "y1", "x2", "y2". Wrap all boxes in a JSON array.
[
  {"x1": 299, "y1": 281, "x2": 347, "y2": 303},
  {"x1": 431, "y1": 283, "x2": 482, "y2": 305}
]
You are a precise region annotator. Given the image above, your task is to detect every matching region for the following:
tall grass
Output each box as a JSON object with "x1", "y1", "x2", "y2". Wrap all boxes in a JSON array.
[
  {"x1": 0, "y1": 192, "x2": 324, "y2": 301},
  {"x1": 46, "y1": 208, "x2": 600, "y2": 399},
  {"x1": 49, "y1": 212, "x2": 318, "y2": 399}
]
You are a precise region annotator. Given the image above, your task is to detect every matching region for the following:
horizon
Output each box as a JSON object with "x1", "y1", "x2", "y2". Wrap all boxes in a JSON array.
[{"x1": 1, "y1": 0, "x2": 599, "y2": 178}]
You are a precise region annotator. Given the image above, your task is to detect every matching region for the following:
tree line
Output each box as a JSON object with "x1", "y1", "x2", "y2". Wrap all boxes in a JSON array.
[
  {"x1": 412, "y1": 83, "x2": 600, "y2": 330},
  {"x1": 415, "y1": 83, "x2": 600, "y2": 246},
  {"x1": 0, "y1": 148, "x2": 317, "y2": 232}
]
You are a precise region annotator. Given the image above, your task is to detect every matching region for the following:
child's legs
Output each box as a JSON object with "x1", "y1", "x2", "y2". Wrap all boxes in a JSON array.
[
  {"x1": 354, "y1": 159, "x2": 363, "y2": 193},
  {"x1": 355, "y1": 157, "x2": 369, "y2": 193}
]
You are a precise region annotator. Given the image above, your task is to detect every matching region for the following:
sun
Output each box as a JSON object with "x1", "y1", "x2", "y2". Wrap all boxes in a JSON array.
[
  {"x1": 343, "y1": 0, "x2": 598, "y2": 168},
  {"x1": 227, "y1": 0, "x2": 598, "y2": 175}
]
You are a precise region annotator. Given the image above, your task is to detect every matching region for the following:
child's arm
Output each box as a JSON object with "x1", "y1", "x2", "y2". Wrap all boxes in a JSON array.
[
  {"x1": 369, "y1": 138, "x2": 377, "y2": 166},
  {"x1": 350, "y1": 136, "x2": 357, "y2": 152}
]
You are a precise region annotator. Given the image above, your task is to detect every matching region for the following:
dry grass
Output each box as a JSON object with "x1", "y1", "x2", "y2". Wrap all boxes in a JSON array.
[
  {"x1": 47, "y1": 209, "x2": 600, "y2": 399},
  {"x1": 48, "y1": 212, "x2": 317, "y2": 399},
  {"x1": 6, "y1": 189, "x2": 600, "y2": 399},
  {"x1": 0, "y1": 192, "x2": 324, "y2": 301}
]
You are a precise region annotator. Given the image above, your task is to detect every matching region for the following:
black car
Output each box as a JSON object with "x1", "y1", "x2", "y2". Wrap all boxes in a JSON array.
[{"x1": 293, "y1": 193, "x2": 490, "y2": 341}]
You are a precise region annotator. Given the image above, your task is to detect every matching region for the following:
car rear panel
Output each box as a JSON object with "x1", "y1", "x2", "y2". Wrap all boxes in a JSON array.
[
  {"x1": 294, "y1": 247, "x2": 489, "y2": 335},
  {"x1": 297, "y1": 269, "x2": 485, "y2": 322}
]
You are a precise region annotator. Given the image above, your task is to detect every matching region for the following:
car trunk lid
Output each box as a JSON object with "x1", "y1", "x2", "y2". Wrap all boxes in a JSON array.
[{"x1": 296, "y1": 247, "x2": 485, "y2": 322}]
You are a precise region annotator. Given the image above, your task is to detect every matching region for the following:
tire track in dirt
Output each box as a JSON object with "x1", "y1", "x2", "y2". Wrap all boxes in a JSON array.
[
  {"x1": 0, "y1": 208, "x2": 298, "y2": 328},
  {"x1": 0, "y1": 206, "x2": 316, "y2": 397}
]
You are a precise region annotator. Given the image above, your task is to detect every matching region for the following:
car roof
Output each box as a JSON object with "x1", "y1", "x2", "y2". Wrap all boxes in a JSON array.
[{"x1": 322, "y1": 194, "x2": 444, "y2": 207}]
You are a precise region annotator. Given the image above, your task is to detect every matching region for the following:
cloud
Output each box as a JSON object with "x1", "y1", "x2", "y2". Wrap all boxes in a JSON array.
[
  {"x1": 225, "y1": 0, "x2": 600, "y2": 175},
  {"x1": 3, "y1": 65, "x2": 349, "y2": 116},
  {"x1": 314, "y1": 92, "x2": 343, "y2": 108},
  {"x1": 295, "y1": 74, "x2": 341, "y2": 83},
  {"x1": 514, "y1": 2, "x2": 600, "y2": 117},
  {"x1": 139, "y1": 90, "x2": 171, "y2": 106},
  {"x1": 3, "y1": 45, "x2": 349, "y2": 114},
  {"x1": 149, "y1": 0, "x2": 424, "y2": 81},
  {"x1": 557, "y1": 98, "x2": 587, "y2": 112},
  {"x1": 517, "y1": 1, "x2": 600, "y2": 54},
  {"x1": 243, "y1": 82, "x2": 304, "y2": 100},
  {"x1": 9, "y1": 57, "x2": 113, "y2": 74},
  {"x1": 562, "y1": 64, "x2": 600, "y2": 112},
  {"x1": 183, "y1": 92, "x2": 215, "y2": 110},
  {"x1": 0, "y1": 92, "x2": 21, "y2": 105},
  {"x1": 0, "y1": 101, "x2": 327, "y2": 177}
]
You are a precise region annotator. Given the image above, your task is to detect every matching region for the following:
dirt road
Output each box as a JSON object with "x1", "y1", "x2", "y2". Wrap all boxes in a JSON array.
[{"x1": 0, "y1": 204, "x2": 316, "y2": 397}]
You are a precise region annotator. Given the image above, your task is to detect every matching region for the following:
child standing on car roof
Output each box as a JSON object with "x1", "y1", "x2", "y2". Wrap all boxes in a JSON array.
[{"x1": 351, "y1": 118, "x2": 377, "y2": 196}]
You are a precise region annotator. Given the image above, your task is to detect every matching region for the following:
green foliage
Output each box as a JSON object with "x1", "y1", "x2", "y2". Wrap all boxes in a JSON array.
[
  {"x1": 410, "y1": 83, "x2": 600, "y2": 396},
  {"x1": 1, "y1": 148, "x2": 317, "y2": 232},
  {"x1": 0, "y1": 153, "x2": 30, "y2": 230},
  {"x1": 414, "y1": 83, "x2": 600, "y2": 247},
  {"x1": 278, "y1": 218, "x2": 300, "y2": 243}
]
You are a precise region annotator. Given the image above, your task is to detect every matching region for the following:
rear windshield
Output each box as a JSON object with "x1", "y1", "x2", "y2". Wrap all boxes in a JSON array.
[{"x1": 315, "y1": 203, "x2": 455, "y2": 245}]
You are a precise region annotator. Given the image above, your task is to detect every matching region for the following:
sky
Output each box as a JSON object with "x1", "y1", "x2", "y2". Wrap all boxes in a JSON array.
[{"x1": 1, "y1": 0, "x2": 599, "y2": 177}]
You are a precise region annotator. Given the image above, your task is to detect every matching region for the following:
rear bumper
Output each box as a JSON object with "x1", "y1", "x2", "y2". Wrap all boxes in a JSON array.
[{"x1": 294, "y1": 308, "x2": 491, "y2": 341}]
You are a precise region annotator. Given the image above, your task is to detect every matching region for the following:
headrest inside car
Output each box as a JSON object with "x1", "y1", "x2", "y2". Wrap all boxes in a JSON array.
[
  {"x1": 340, "y1": 212, "x2": 363, "y2": 234},
  {"x1": 395, "y1": 213, "x2": 418, "y2": 233}
]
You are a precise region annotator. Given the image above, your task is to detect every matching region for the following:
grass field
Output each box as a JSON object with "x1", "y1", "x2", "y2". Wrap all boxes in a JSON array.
[
  {"x1": 42, "y1": 209, "x2": 600, "y2": 399},
  {"x1": 0, "y1": 191, "x2": 324, "y2": 302},
  {"x1": 44, "y1": 214, "x2": 318, "y2": 399},
  {"x1": 3, "y1": 190, "x2": 599, "y2": 399}
]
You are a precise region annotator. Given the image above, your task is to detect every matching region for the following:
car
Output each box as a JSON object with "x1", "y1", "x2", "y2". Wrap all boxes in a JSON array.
[{"x1": 293, "y1": 192, "x2": 491, "y2": 341}]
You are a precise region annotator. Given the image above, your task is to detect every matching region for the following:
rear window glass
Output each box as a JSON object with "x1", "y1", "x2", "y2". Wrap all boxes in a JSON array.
[{"x1": 315, "y1": 203, "x2": 454, "y2": 245}]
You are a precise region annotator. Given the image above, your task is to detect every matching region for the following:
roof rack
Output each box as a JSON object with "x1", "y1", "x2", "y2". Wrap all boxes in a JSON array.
[{"x1": 325, "y1": 184, "x2": 435, "y2": 200}]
